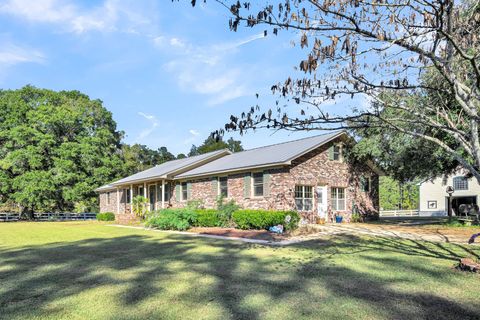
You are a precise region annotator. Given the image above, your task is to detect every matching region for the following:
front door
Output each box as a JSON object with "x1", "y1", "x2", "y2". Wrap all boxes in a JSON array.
[
  {"x1": 316, "y1": 186, "x2": 328, "y2": 220},
  {"x1": 149, "y1": 185, "x2": 156, "y2": 211}
]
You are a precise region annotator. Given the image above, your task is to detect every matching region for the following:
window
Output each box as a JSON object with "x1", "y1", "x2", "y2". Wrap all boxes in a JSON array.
[
  {"x1": 164, "y1": 184, "x2": 170, "y2": 201},
  {"x1": 107, "y1": 192, "x2": 111, "y2": 205},
  {"x1": 181, "y1": 182, "x2": 188, "y2": 201},
  {"x1": 453, "y1": 176, "x2": 468, "y2": 190},
  {"x1": 331, "y1": 187, "x2": 346, "y2": 211},
  {"x1": 219, "y1": 177, "x2": 228, "y2": 197},
  {"x1": 253, "y1": 172, "x2": 264, "y2": 197},
  {"x1": 295, "y1": 186, "x2": 313, "y2": 211},
  {"x1": 125, "y1": 189, "x2": 131, "y2": 203},
  {"x1": 138, "y1": 186, "x2": 144, "y2": 197},
  {"x1": 360, "y1": 176, "x2": 370, "y2": 192},
  {"x1": 333, "y1": 145, "x2": 342, "y2": 161}
]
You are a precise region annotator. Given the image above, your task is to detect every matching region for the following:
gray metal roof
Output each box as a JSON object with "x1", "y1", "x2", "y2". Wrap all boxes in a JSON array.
[
  {"x1": 176, "y1": 131, "x2": 346, "y2": 179},
  {"x1": 103, "y1": 149, "x2": 230, "y2": 188}
]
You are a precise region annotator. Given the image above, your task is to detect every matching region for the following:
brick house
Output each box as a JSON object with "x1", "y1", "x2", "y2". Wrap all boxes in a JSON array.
[{"x1": 96, "y1": 131, "x2": 381, "y2": 223}]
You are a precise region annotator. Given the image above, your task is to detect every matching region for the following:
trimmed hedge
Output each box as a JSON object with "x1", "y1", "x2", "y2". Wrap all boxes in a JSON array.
[
  {"x1": 96, "y1": 212, "x2": 115, "y2": 221},
  {"x1": 145, "y1": 208, "x2": 197, "y2": 231},
  {"x1": 194, "y1": 209, "x2": 221, "y2": 227},
  {"x1": 232, "y1": 210, "x2": 300, "y2": 231}
]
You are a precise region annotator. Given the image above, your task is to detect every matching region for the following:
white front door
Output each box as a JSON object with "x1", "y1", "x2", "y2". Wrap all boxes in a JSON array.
[{"x1": 316, "y1": 186, "x2": 328, "y2": 219}]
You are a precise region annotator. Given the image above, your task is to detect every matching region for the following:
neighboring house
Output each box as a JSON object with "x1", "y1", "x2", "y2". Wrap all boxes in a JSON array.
[
  {"x1": 419, "y1": 169, "x2": 480, "y2": 217},
  {"x1": 96, "y1": 131, "x2": 381, "y2": 223}
]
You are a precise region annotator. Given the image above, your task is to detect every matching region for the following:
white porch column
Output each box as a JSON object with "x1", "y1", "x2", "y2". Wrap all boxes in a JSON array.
[
  {"x1": 130, "y1": 184, "x2": 133, "y2": 204},
  {"x1": 116, "y1": 187, "x2": 120, "y2": 214},
  {"x1": 162, "y1": 180, "x2": 165, "y2": 209},
  {"x1": 154, "y1": 182, "x2": 157, "y2": 210},
  {"x1": 143, "y1": 182, "x2": 147, "y2": 197}
]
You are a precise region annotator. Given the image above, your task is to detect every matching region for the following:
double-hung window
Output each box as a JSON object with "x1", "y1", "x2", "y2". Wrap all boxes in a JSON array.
[
  {"x1": 181, "y1": 182, "x2": 188, "y2": 201},
  {"x1": 253, "y1": 172, "x2": 264, "y2": 197},
  {"x1": 360, "y1": 176, "x2": 371, "y2": 193},
  {"x1": 331, "y1": 187, "x2": 346, "y2": 211},
  {"x1": 295, "y1": 186, "x2": 313, "y2": 211},
  {"x1": 107, "y1": 192, "x2": 111, "y2": 205},
  {"x1": 219, "y1": 177, "x2": 228, "y2": 197},
  {"x1": 125, "y1": 189, "x2": 131, "y2": 203}
]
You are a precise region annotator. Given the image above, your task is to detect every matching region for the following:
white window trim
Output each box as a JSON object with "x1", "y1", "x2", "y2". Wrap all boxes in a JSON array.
[
  {"x1": 295, "y1": 185, "x2": 314, "y2": 212},
  {"x1": 106, "y1": 192, "x2": 111, "y2": 205},
  {"x1": 218, "y1": 176, "x2": 229, "y2": 197},
  {"x1": 333, "y1": 143, "x2": 344, "y2": 162},
  {"x1": 361, "y1": 176, "x2": 371, "y2": 193},
  {"x1": 181, "y1": 182, "x2": 188, "y2": 201},
  {"x1": 331, "y1": 187, "x2": 347, "y2": 211},
  {"x1": 251, "y1": 171, "x2": 265, "y2": 198}
]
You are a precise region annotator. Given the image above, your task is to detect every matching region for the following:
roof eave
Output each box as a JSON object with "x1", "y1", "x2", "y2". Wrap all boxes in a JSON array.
[
  {"x1": 174, "y1": 162, "x2": 289, "y2": 180},
  {"x1": 109, "y1": 149, "x2": 231, "y2": 187}
]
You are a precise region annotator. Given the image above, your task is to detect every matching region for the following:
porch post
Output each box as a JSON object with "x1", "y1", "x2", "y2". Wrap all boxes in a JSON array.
[
  {"x1": 143, "y1": 182, "x2": 147, "y2": 197},
  {"x1": 130, "y1": 184, "x2": 133, "y2": 204},
  {"x1": 116, "y1": 187, "x2": 120, "y2": 214},
  {"x1": 162, "y1": 180, "x2": 165, "y2": 209},
  {"x1": 154, "y1": 182, "x2": 157, "y2": 210}
]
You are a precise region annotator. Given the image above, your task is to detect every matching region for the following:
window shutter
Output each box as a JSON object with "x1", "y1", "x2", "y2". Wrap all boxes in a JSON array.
[
  {"x1": 263, "y1": 172, "x2": 271, "y2": 196},
  {"x1": 175, "y1": 184, "x2": 181, "y2": 201},
  {"x1": 328, "y1": 145, "x2": 334, "y2": 160},
  {"x1": 244, "y1": 173, "x2": 251, "y2": 198},
  {"x1": 211, "y1": 177, "x2": 218, "y2": 195},
  {"x1": 187, "y1": 182, "x2": 192, "y2": 200}
]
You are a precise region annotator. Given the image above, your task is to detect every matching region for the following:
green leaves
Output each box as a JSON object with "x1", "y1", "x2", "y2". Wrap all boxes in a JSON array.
[{"x1": 0, "y1": 86, "x2": 125, "y2": 213}]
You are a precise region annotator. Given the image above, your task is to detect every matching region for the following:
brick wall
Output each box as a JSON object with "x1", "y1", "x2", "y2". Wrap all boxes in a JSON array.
[
  {"x1": 169, "y1": 138, "x2": 379, "y2": 223},
  {"x1": 99, "y1": 138, "x2": 379, "y2": 224}
]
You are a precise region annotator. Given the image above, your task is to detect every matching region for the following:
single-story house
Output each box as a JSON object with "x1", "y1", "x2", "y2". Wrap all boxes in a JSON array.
[
  {"x1": 96, "y1": 131, "x2": 381, "y2": 223},
  {"x1": 419, "y1": 169, "x2": 480, "y2": 217}
]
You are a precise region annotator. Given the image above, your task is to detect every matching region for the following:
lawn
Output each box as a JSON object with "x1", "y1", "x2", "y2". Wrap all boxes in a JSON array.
[{"x1": 0, "y1": 222, "x2": 479, "y2": 320}]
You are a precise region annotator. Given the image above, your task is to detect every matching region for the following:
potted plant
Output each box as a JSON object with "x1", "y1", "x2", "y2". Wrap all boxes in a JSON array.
[{"x1": 335, "y1": 214, "x2": 343, "y2": 223}]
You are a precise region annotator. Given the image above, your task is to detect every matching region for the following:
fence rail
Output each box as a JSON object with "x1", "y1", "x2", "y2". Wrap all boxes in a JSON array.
[
  {"x1": 0, "y1": 212, "x2": 97, "y2": 222},
  {"x1": 379, "y1": 210, "x2": 419, "y2": 217},
  {"x1": 0, "y1": 212, "x2": 20, "y2": 222}
]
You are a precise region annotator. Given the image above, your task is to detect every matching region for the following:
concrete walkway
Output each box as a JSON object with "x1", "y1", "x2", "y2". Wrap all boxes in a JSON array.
[{"x1": 107, "y1": 224, "x2": 479, "y2": 246}]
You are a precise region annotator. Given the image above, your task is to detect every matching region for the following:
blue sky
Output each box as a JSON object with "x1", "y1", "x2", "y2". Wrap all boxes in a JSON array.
[{"x1": 0, "y1": 0, "x2": 362, "y2": 155}]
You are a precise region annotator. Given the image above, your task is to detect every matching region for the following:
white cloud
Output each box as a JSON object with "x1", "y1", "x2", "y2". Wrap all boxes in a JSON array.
[
  {"x1": 189, "y1": 129, "x2": 199, "y2": 136},
  {"x1": 0, "y1": 43, "x2": 45, "y2": 66},
  {"x1": 136, "y1": 112, "x2": 159, "y2": 141},
  {"x1": 155, "y1": 33, "x2": 266, "y2": 106},
  {"x1": 0, "y1": 0, "x2": 155, "y2": 34}
]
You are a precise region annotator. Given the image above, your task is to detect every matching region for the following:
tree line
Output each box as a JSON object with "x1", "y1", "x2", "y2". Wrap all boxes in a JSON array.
[{"x1": 0, "y1": 86, "x2": 243, "y2": 216}]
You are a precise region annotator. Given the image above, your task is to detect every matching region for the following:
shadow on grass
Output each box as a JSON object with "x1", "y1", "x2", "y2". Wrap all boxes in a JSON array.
[{"x1": 0, "y1": 233, "x2": 479, "y2": 319}]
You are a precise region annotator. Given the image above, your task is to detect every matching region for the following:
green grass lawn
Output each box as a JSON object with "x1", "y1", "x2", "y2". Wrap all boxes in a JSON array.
[{"x1": 0, "y1": 222, "x2": 479, "y2": 320}]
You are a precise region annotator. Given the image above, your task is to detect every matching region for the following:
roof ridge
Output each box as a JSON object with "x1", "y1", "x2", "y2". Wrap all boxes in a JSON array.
[
  {"x1": 234, "y1": 130, "x2": 344, "y2": 154},
  {"x1": 155, "y1": 148, "x2": 228, "y2": 167}
]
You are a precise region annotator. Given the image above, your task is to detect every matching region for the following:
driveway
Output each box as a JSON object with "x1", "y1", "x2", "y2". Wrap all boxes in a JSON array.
[{"x1": 298, "y1": 222, "x2": 480, "y2": 245}]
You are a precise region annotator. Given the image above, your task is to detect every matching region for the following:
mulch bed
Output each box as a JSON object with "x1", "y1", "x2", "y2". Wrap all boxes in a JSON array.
[{"x1": 188, "y1": 227, "x2": 286, "y2": 241}]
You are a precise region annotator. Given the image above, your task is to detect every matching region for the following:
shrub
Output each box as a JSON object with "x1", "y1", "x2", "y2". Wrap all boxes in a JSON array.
[
  {"x1": 145, "y1": 208, "x2": 197, "y2": 231},
  {"x1": 351, "y1": 212, "x2": 362, "y2": 223},
  {"x1": 194, "y1": 209, "x2": 221, "y2": 227},
  {"x1": 96, "y1": 212, "x2": 115, "y2": 221},
  {"x1": 216, "y1": 196, "x2": 239, "y2": 227},
  {"x1": 232, "y1": 210, "x2": 300, "y2": 231}
]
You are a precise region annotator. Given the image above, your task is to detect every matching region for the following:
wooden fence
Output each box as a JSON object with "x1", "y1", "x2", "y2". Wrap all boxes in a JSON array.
[
  {"x1": 0, "y1": 212, "x2": 97, "y2": 222},
  {"x1": 379, "y1": 209, "x2": 419, "y2": 217}
]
